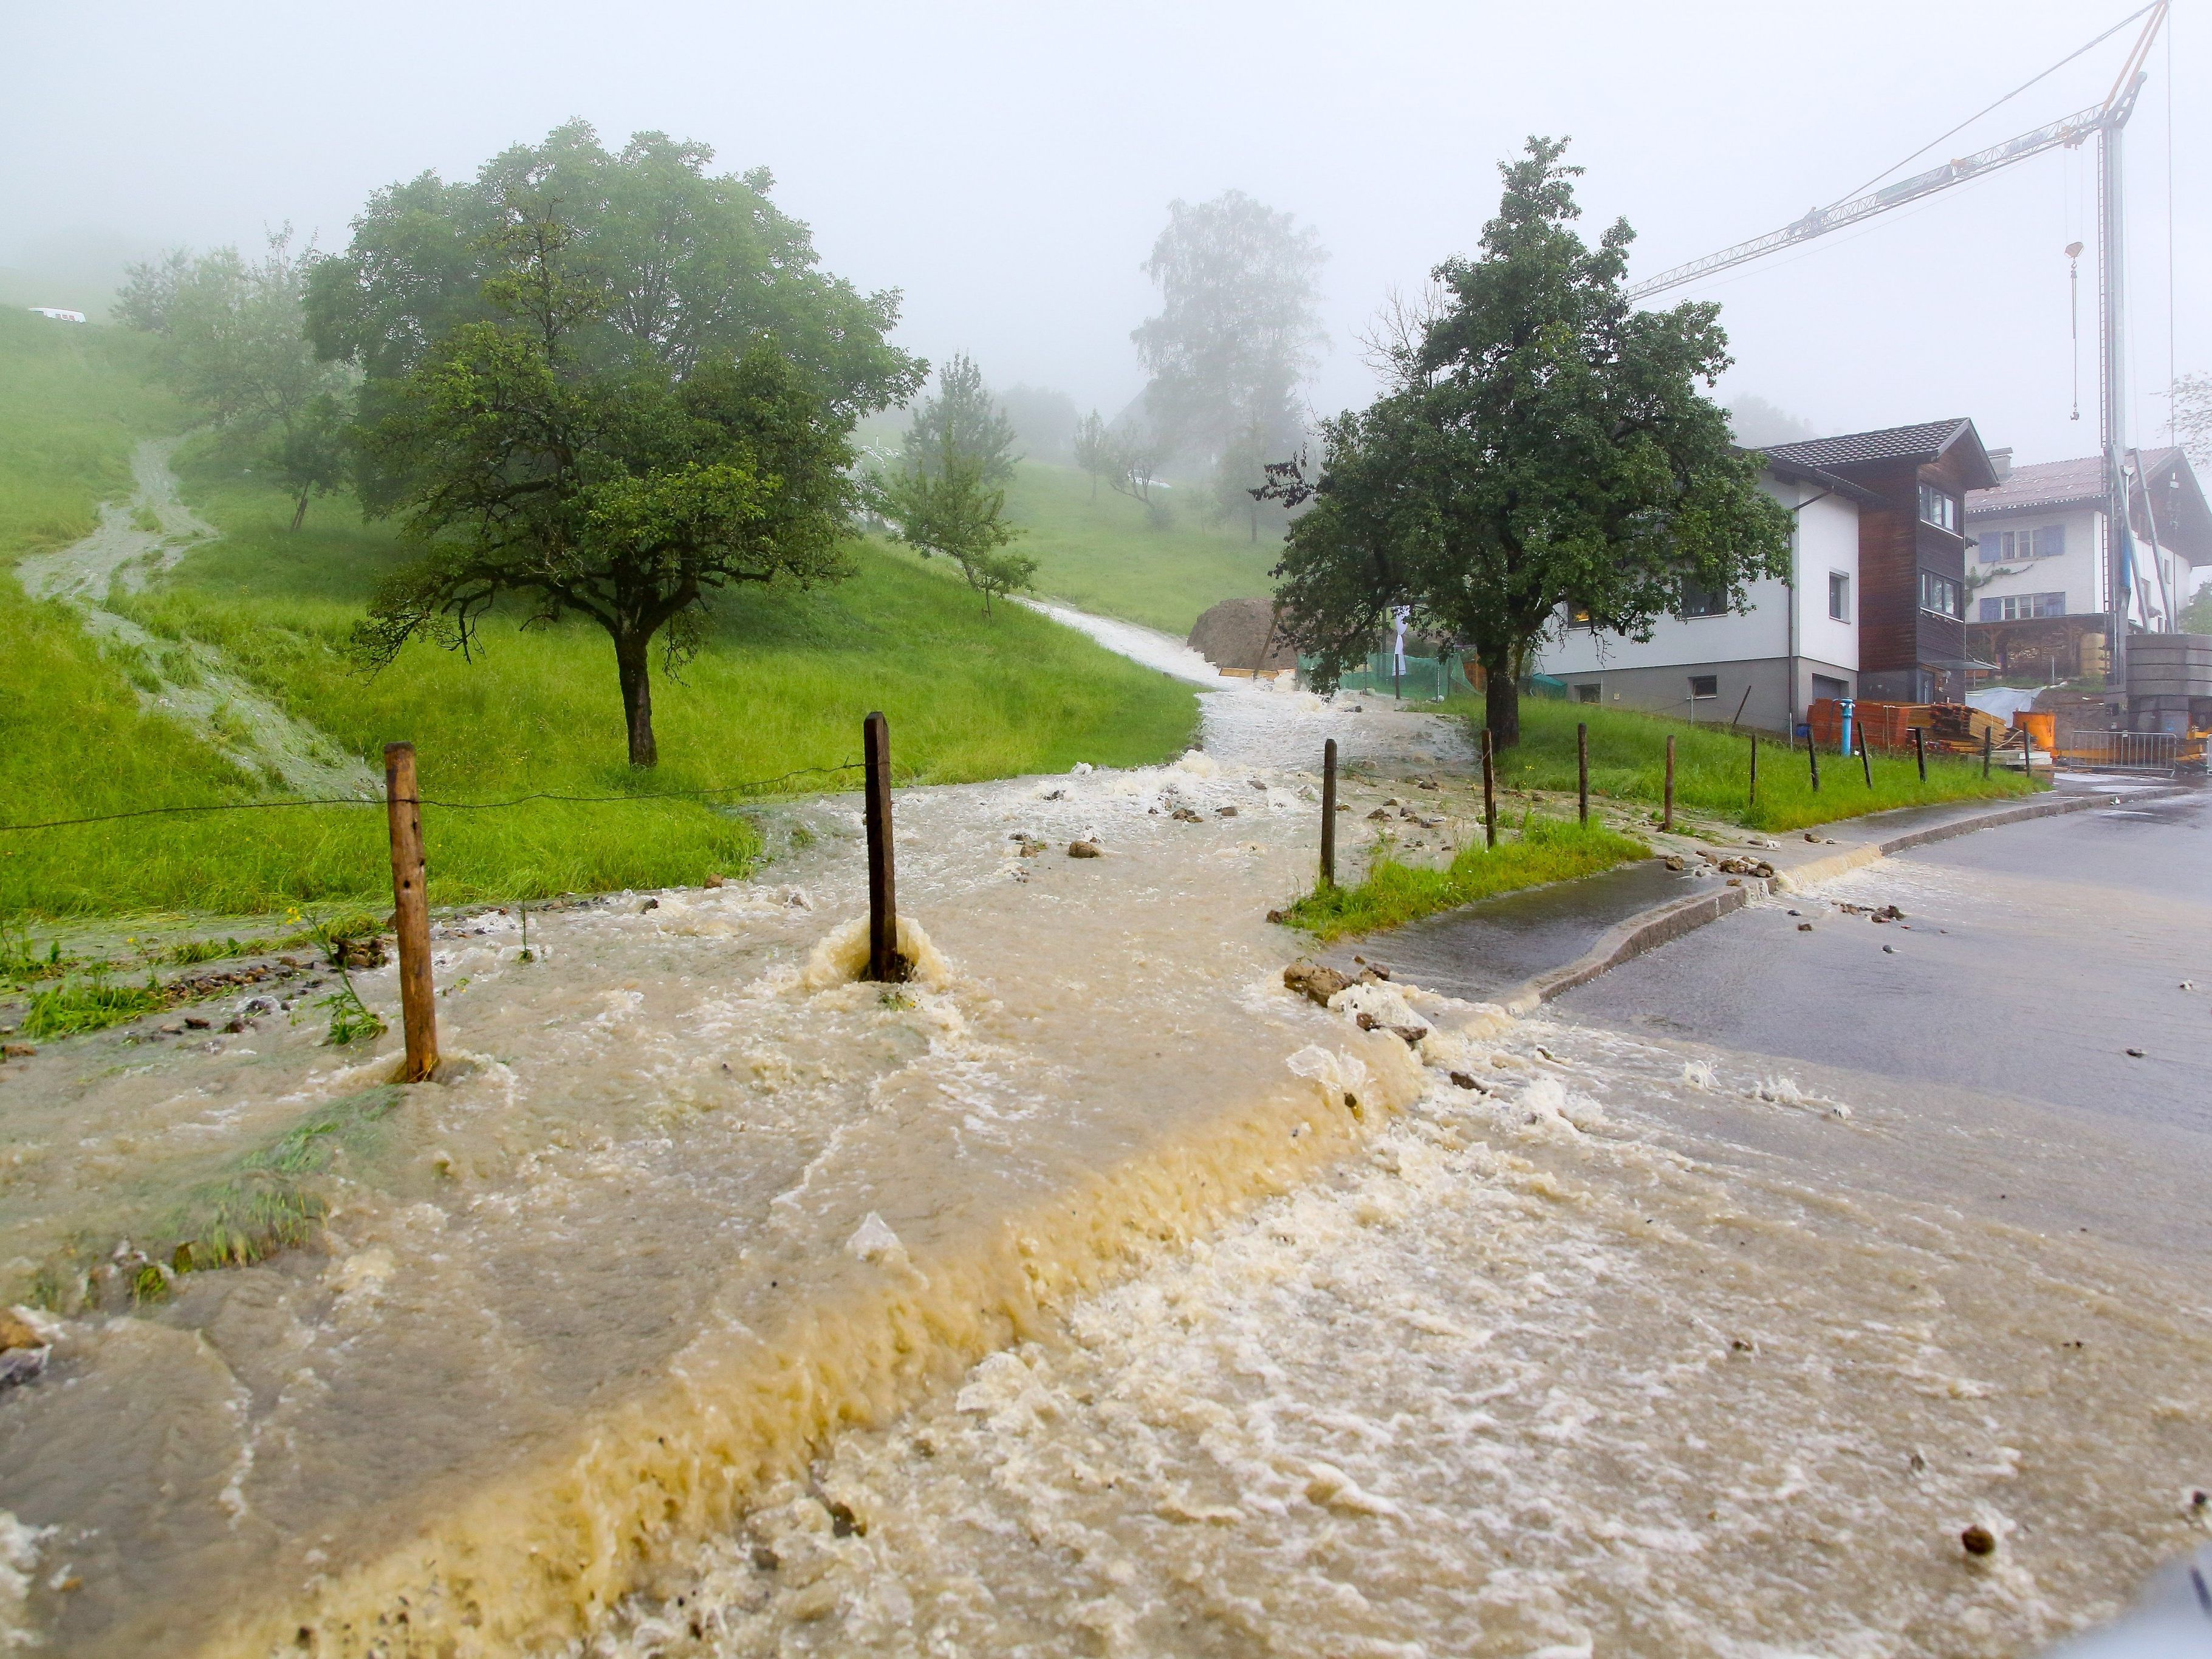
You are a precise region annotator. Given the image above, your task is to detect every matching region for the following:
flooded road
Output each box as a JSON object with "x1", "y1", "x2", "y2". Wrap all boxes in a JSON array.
[
  {"x1": 0, "y1": 669, "x2": 1461, "y2": 1657},
  {"x1": 4, "y1": 624, "x2": 2205, "y2": 1658},
  {"x1": 572, "y1": 786, "x2": 2212, "y2": 1659}
]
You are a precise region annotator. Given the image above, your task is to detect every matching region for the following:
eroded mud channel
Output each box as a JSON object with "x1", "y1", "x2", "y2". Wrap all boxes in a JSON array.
[{"x1": 1, "y1": 666, "x2": 2206, "y2": 1658}]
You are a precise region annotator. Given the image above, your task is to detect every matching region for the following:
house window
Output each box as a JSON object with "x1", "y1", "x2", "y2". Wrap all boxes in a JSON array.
[
  {"x1": 1828, "y1": 570, "x2": 1851, "y2": 621},
  {"x1": 1688, "y1": 675, "x2": 1719, "y2": 700},
  {"x1": 1919, "y1": 482, "x2": 1959, "y2": 533},
  {"x1": 1678, "y1": 576, "x2": 1727, "y2": 617},
  {"x1": 1566, "y1": 603, "x2": 1594, "y2": 629},
  {"x1": 1979, "y1": 524, "x2": 2064, "y2": 562},
  {"x1": 1919, "y1": 570, "x2": 1960, "y2": 618},
  {"x1": 1976, "y1": 592, "x2": 2067, "y2": 622},
  {"x1": 1574, "y1": 683, "x2": 1601, "y2": 704}
]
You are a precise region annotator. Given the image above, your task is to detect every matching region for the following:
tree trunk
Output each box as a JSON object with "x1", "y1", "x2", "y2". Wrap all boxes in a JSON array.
[
  {"x1": 614, "y1": 629, "x2": 658, "y2": 768},
  {"x1": 1482, "y1": 649, "x2": 1521, "y2": 748},
  {"x1": 290, "y1": 490, "x2": 310, "y2": 532}
]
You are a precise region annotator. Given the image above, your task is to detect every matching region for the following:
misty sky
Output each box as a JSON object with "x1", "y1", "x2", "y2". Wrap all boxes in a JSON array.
[{"x1": 4, "y1": 1, "x2": 2201, "y2": 467}]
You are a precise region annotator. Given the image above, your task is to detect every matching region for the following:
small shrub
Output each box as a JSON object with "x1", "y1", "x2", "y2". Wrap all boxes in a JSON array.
[{"x1": 313, "y1": 970, "x2": 386, "y2": 1047}]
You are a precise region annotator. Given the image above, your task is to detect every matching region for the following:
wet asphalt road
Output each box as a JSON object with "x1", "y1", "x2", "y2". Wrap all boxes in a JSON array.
[{"x1": 1558, "y1": 782, "x2": 2212, "y2": 1145}]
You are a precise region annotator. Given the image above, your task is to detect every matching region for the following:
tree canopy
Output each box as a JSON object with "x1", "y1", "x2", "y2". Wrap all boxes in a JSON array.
[
  {"x1": 899, "y1": 352, "x2": 1018, "y2": 485},
  {"x1": 1266, "y1": 138, "x2": 1792, "y2": 746},
  {"x1": 1133, "y1": 190, "x2": 1326, "y2": 518},
  {"x1": 318, "y1": 125, "x2": 925, "y2": 767},
  {"x1": 117, "y1": 229, "x2": 354, "y2": 528},
  {"x1": 870, "y1": 357, "x2": 1034, "y2": 614}
]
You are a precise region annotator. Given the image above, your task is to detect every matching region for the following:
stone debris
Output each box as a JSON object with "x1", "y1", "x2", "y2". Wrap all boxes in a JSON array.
[
  {"x1": 1067, "y1": 840, "x2": 1103, "y2": 858},
  {"x1": 1798, "y1": 923, "x2": 1814, "y2": 932},
  {"x1": 1216, "y1": 805, "x2": 1239, "y2": 818},
  {"x1": 332, "y1": 935, "x2": 388, "y2": 970},
  {"x1": 704, "y1": 873, "x2": 726, "y2": 889},
  {"x1": 1171, "y1": 807, "x2": 1203, "y2": 824},
  {"x1": 1283, "y1": 961, "x2": 1351, "y2": 1007},
  {"x1": 1366, "y1": 808, "x2": 1391, "y2": 821},
  {"x1": 1712, "y1": 856, "x2": 1775, "y2": 878},
  {"x1": 1, "y1": 1044, "x2": 33, "y2": 1061},
  {"x1": 1960, "y1": 1525, "x2": 1996, "y2": 1558},
  {"x1": 1353, "y1": 1010, "x2": 1430, "y2": 1044}
]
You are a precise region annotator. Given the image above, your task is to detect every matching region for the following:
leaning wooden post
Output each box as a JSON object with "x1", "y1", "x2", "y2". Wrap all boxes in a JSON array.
[
  {"x1": 1806, "y1": 730, "x2": 1821, "y2": 793},
  {"x1": 1860, "y1": 730, "x2": 1874, "y2": 788},
  {"x1": 1576, "y1": 722, "x2": 1590, "y2": 826},
  {"x1": 863, "y1": 711, "x2": 906, "y2": 982},
  {"x1": 1662, "y1": 735, "x2": 1676, "y2": 831},
  {"x1": 2021, "y1": 727, "x2": 2035, "y2": 782},
  {"x1": 1982, "y1": 728, "x2": 1993, "y2": 778},
  {"x1": 383, "y1": 742, "x2": 439, "y2": 1084},
  {"x1": 1912, "y1": 725, "x2": 1927, "y2": 782},
  {"x1": 1319, "y1": 737, "x2": 1338, "y2": 888},
  {"x1": 1481, "y1": 728, "x2": 1498, "y2": 849},
  {"x1": 1748, "y1": 734, "x2": 1759, "y2": 809}
]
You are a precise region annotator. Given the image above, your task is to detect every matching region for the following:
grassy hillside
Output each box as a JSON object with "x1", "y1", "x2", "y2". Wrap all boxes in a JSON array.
[
  {"x1": 1460, "y1": 697, "x2": 2035, "y2": 833},
  {"x1": 0, "y1": 332, "x2": 1199, "y2": 921},
  {"x1": 0, "y1": 307, "x2": 182, "y2": 563},
  {"x1": 1003, "y1": 462, "x2": 1281, "y2": 636}
]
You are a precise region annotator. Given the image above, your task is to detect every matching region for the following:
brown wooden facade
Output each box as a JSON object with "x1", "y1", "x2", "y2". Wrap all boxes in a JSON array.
[{"x1": 1764, "y1": 422, "x2": 1998, "y2": 704}]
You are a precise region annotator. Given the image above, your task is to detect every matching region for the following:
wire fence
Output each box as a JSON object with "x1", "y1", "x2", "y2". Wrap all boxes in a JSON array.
[{"x1": 0, "y1": 761, "x2": 900, "y2": 835}]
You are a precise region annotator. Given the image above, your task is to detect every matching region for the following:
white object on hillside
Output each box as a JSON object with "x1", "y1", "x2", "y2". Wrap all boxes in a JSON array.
[{"x1": 27, "y1": 307, "x2": 87, "y2": 323}]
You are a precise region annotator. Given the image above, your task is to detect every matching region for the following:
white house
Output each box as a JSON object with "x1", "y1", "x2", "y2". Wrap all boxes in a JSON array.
[
  {"x1": 26, "y1": 307, "x2": 87, "y2": 324},
  {"x1": 1533, "y1": 456, "x2": 1874, "y2": 734},
  {"x1": 1964, "y1": 448, "x2": 2210, "y2": 681}
]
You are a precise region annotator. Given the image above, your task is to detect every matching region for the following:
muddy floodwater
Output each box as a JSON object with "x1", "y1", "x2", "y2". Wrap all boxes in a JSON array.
[{"x1": 2, "y1": 641, "x2": 2207, "y2": 1659}]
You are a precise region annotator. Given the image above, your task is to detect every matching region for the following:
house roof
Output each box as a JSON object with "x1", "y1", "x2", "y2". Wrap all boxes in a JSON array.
[
  {"x1": 1966, "y1": 454, "x2": 2109, "y2": 514},
  {"x1": 1763, "y1": 419, "x2": 1996, "y2": 487},
  {"x1": 1760, "y1": 455, "x2": 1885, "y2": 509},
  {"x1": 1969, "y1": 448, "x2": 2212, "y2": 564}
]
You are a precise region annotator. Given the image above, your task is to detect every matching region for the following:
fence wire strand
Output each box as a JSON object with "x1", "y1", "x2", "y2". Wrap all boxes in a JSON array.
[{"x1": 0, "y1": 761, "x2": 910, "y2": 835}]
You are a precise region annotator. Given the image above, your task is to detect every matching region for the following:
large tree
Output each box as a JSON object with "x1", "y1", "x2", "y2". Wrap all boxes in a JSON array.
[
  {"x1": 1132, "y1": 190, "x2": 1326, "y2": 513},
  {"x1": 1266, "y1": 138, "x2": 1792, "y2": 747},
  {"x1": 310, "y1": 124, "x2": 925, "y2": 766},
  {"x1": 117, "y1": 229, "x2": 355, "y2": 528}
]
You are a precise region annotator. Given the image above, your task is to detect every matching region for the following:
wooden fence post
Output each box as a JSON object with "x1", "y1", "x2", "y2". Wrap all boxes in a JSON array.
[
  {"x1": 1982, "y1": 728, "x2": 1993, "y2": 778},
  {"x1": 1912, "y1": 725, "x2": 1927, "y2": 782},
  {"x1": 2021, "y1": 727, "x2": 2035, "y2": 780},
  {"x1": 1807, "y1": 730, "x2": 1821, "y2": 793},
  {"x1": 1748, "y1": 734, "x2": 1759, "y2": 808},
  {"x1": 1320, "y1": 737, "x2": 1338, "y2": 888},
  {"x1": 1860, "y1": 728, "x2": 1874, "y2": 788},
  {"x1": 863, "y1": 711, "x2": 907, "y2": 982},
  {"x1": 1577, "y1": 722, "x2": 1589, "y2": 826},
  {"x1": 383, "y1": 742, "x2": 439, "y2": 1084},
  {"x1": 1481, "y1": 728, "x2": 1498, "y2": 849},
  {"x1": 1663, "y1": 735, "x2": 1676, "y2": 832}
]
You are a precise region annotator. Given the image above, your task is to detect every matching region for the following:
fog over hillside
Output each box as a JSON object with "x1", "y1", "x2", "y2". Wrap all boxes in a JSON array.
[{"x1": 2, "y1": 0, "x2": 2202, "y2": 464}]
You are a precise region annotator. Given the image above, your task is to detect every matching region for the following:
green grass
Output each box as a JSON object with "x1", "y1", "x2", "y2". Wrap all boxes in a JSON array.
[
  {"x1": 1460, "y1": 697, "x2": 2036, "y2": 833},
  {"x1": 1281, "y1": 815, "x2": 1652, "y2": 942},
  {"x1": 1004, "y1": 461, "x2": 1281, "y2": 635},
  {"x1": 1, "y1": 399, "x2": 1200, "y2": 918},
  {"x1": 0, "y1": 308, "x2": 182, "y2": 566},
  {"x1": 22, "y1": 973, "x2": 165, "y2": 1038}
]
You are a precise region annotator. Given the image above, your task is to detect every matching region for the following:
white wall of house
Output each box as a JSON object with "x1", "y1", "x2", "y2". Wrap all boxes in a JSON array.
[
  {"x1": 1968, "y1": 507, "x2": 2195, "y2": 629},
  {"x1": 1968, "y1": 507, "x2": 2101, "y2": 621},
  {"x1": 1536, "y1": 477, "x2": 1857, "y2": 682}
]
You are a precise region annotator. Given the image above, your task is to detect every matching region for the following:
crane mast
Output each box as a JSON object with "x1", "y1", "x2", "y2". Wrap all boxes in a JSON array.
[{"x1": 1626, "y1": 2, "x2": 2168, "y2": 682}]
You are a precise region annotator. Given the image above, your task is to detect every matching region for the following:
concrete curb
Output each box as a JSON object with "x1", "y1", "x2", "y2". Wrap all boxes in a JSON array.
[{"x1": 1493, "y1": 788, "x2": 2145, "y2": 1014}]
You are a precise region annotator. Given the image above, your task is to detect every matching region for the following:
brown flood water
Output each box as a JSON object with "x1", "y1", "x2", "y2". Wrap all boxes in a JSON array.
[{"x1": 3, "y1": 643, "x2": 2207, "y2": 1658}]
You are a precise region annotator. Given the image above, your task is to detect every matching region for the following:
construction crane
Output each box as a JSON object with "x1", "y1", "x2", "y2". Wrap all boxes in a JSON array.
[{"x1": 1626, "y1": 2, "x2": 2170, "y2": 682}]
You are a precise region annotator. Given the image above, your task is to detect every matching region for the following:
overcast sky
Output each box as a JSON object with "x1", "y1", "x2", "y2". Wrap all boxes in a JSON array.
[{"x1": 3, "y1": 0, "x2": 2200, "y2": 466}]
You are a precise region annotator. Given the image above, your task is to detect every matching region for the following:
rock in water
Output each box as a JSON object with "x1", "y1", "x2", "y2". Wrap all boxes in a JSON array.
[
  {"x1": 1283, "y1": 961, "x2": 1351, "y2": 1006},
  {"x1": 1067, "y1": 840, "x2": 1103, "y2": 858}
]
